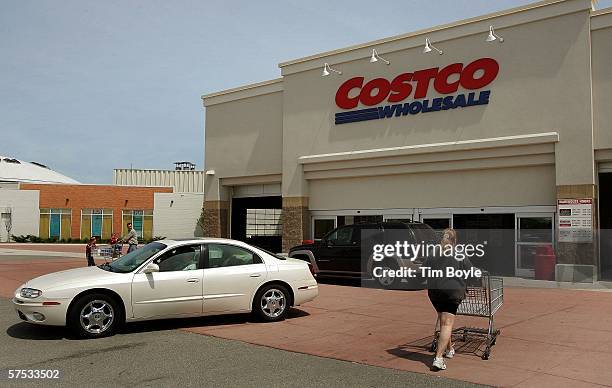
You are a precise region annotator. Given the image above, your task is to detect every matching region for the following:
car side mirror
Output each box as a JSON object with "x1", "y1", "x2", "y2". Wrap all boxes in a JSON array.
[{"x1": 143, "y1": 263, "x2": 159, "y2": 274}]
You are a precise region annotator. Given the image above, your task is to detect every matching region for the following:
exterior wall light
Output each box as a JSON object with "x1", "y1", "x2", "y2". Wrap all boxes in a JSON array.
[
  {"x1": 369, "y1": 49, "x2": 390, "y2": 65},
  {"x1": 486, "y1": 26, "x2": 504, "y2": 43},
  {"x1": 322, "y1": 63, "x2": 342, "y2": 76},
  {"x1": 423, "y1": 38, "x2": 443, "y2": 55}
]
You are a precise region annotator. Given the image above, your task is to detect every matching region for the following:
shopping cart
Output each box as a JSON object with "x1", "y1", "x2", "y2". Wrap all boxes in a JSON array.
[
  {"x1": 430, "y1": 272, "x2": 503, "y2": 360},
  {"x1": 95, "y1": 244, "x2": 123, "y2": 262}
]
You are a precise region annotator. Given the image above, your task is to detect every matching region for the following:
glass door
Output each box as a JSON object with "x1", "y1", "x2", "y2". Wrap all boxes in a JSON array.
[
  {"x1": 515, "y1": 213, "x2": 554, "y2": 278},
  {"x1": 419, "y1": 213, "x2": 452, "y2": 230},
  {"x1": 311, "y1": 216, "x2": 337, "y2": 241}
]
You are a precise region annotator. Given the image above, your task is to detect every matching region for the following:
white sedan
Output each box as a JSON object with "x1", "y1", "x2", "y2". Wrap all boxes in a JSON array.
[{"x1": 12, "y1": 238, "x2": 318, "y2": 338}]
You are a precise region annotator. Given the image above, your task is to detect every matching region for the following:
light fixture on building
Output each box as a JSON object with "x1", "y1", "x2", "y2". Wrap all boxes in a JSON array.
[
  {"x1": 205, "y1": 169, "x2": 215, "y2": 175},
  {"x1": 322, "y1": 63, "x2": 342, "y2": 77},
  {"x1": 423, "y1": 38, "x2": 443, "y2": 55},
  {"x1": 369, "y1": 49, "x2": 390, "y2": 65},
  {"x1": 486, "y1": 26, "x2": 504, "y2": 43}
]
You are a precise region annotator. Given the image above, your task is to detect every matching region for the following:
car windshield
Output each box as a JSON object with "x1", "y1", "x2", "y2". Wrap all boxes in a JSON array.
[{"x1": 100, "y1": 242, "x2": 167, "y2": 273}]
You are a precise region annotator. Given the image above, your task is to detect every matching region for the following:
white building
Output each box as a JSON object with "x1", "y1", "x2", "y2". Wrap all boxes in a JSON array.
[
  {"x1": 113, "y1": 165, "x2": 205, "y2": 239},
  {"x1": 0, "y1": 156, "x2": 79, "y2": 242}
]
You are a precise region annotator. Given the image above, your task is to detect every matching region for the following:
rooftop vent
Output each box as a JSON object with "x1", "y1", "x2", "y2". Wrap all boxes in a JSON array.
[
  {"x1": 174, "y1": 161, "x2": 196, "y2": 171},
  {"x1": 1, "y1": 158, "x2": 21, "y2": 164}
]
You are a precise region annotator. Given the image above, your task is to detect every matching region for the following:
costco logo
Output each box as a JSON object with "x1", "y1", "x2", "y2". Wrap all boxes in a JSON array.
[{"x1": 334, "y1": 57, "x2": 499, "y2": 125}]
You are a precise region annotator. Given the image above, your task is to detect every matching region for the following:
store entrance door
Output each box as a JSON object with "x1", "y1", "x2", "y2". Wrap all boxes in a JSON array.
[
  {"x1": 600, "y1": 173, "x2": 612, "y2": 280},
  {"x1": 453, "y1": 214, "x2": 515, "y2": 276},
  {"x1": 515, "y1": 213, "x2": 554, "y2": 278},
  {"x1": 419, "y1": 213, "x2": 452, "y2": 231}
]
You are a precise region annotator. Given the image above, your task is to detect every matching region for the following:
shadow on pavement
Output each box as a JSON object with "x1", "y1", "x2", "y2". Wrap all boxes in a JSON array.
[
  {"x1": 6, "y1": 322, "x2": 69, "y2": 340},
  {"x1": 316, "y1": 276, "x2": 426, "y2": 291},
  {"x1": 119, "y1": 308, "x2": 310, "y2": 335},
  {"x1": 388, "y1": 332, "x2": 489, "y2": 365},
  {"x1": 6, "y1": 308, "x2": 310, "y2": 340}
]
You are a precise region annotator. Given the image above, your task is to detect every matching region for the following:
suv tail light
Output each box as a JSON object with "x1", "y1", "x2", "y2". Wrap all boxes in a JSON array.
[{"x1": 302, "y1": 239, "x2": 314, "y2": 245}]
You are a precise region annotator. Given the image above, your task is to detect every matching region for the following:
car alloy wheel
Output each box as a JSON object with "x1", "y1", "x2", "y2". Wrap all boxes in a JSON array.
[
  {"x1": 79, "y1": 299, "x2": 114, "y2": 335},
  {"x1": 260, "y1": 288, "x2": 286, "y2": 318}
]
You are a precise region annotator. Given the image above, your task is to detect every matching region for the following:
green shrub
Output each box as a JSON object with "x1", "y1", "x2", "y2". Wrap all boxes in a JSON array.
[{"x1": 11, "y1": 235, "x2": 30, "y2": 243}]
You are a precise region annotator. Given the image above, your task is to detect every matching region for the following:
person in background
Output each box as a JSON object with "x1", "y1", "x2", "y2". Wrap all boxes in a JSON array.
[
  {"x1": 110, "y1": 232, "x2": 120, "y2": 258},
  {"x1": 85, "y1": 236, "x2": 97, "y2": 267},
  {"x1": 423, "y1": 228, "x2": 476, "y2": 371},
  {"x1": 121, "y1": 222, "x2": 138, "y2": 253}
]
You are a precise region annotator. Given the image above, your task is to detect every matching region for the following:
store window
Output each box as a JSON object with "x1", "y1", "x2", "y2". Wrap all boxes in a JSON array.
[
  {"x1": 122, "y1": 210, "x2": 153, "y2": 240},
  {"x1": 39, "y1": 209, "x2": 72, "y2": 240},
  {"x1": 81, "y1": 209, "x2": 113, "y2": 240},
  {"x1": 313, "y1": 218, "x2": 336, "y2": 240}
]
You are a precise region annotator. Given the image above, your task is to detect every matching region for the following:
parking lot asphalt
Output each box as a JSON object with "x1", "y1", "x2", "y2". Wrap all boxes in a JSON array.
[
  {"x1": 2, "y1": 247, "x2": 612, "y2": 387},
  {"x1": 0, "y1": 299, "x2": 478, "y2": 388}
]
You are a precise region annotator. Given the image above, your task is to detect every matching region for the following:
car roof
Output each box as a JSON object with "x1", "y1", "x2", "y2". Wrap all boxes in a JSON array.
[{"x1": 157, "y1": 237, "x2": 247, "y2": 247}]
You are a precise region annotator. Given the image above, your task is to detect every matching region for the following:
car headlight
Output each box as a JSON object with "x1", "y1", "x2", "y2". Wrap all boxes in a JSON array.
[{"x1": 20, "y1": 288, "x2": 42, "y2": 298}]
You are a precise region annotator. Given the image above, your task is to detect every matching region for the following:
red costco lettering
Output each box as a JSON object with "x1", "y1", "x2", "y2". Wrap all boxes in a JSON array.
[
  {"x1": 335, "y1": 77, "x2": 364, "y2": 110},
  {"x1": 334, "y1": 57, "x2": 499, "y2": 109}
]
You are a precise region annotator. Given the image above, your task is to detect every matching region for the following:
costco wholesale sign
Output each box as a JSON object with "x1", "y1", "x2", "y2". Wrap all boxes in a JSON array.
[{"x1": 334, "y1": 57, "x2": 499, "y2": 125}]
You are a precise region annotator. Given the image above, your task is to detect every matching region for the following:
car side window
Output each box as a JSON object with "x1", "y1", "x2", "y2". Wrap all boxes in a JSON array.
[
  {"x1": 206, "y1": 244, "x2": 262, "y2": 268},
  {"x1": 153, "y1": 245, "x2": 201, "y2": 272},
  {"x1": 326, "y1": 226, "x2": 354, "y2": 245}
]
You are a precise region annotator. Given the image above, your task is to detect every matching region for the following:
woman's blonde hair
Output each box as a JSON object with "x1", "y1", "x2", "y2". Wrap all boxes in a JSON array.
[{"x1": 440, "y1": 228, "x2": 457, "y2": 247}]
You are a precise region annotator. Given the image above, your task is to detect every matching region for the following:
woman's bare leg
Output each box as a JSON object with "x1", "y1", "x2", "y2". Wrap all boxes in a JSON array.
[{"x1": 435, "y1": 312, "x2": 455, "y2": 359}]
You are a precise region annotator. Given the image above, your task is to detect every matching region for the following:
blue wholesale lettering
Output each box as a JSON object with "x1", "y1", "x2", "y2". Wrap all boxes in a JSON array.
[{"x1": 335, "y1": 90, "x2": 491, "y2": 125}]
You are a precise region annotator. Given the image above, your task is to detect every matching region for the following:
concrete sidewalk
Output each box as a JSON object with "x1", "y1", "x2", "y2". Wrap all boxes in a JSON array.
[{"x1": 1, "y1": 253, "x2": 611, "y2": 387}]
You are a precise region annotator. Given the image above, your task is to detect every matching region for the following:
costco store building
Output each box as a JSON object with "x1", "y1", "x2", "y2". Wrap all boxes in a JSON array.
[{"x1": 202, "y1": 0, "x2": 612, "y2": 282}]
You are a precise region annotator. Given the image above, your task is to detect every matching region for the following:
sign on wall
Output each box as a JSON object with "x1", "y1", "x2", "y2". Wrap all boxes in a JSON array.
[
  {"x1": 557, "y1": 198, "x2": 593, "y2": 243},
  {"x1": 334, "y1": 57, "x2": 499, "y2": 125}
]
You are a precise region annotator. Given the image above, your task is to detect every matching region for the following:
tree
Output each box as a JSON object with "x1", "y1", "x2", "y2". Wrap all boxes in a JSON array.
[
  {"x1": 195, "y1": 207, "x2": 205, "y2": 237},
  {"x1": 2, "y1": 208, "x2": 12, "y2": 243}
]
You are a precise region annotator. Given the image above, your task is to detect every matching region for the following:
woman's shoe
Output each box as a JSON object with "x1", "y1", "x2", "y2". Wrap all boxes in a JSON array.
[
  {"x1": 432, "y1": 357, "x2": 446, "y2": 370},
  {"x1": 444, "y1": 347, "x2": 455, "y2": 359}
]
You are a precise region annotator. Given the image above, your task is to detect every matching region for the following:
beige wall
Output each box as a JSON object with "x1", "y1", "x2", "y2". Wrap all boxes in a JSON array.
[
  {"x1": 204, "y1": 91, "x2": 283, "y2": 200},
  {"x1": 308, "y1": 166, "x2": 555, "y2": 211},
  {"x1": 281, "y1": 7, "x2": 594, "y2": 197},
  {"x1": 153, "y1": 192, "x2": 205, "y2": 239},
  {"x1": 592, "y1": 12, "x2": 612, "y2": 151},
  {"x1": 203, "y1": 0, "x2": 599, "y2": 212}
]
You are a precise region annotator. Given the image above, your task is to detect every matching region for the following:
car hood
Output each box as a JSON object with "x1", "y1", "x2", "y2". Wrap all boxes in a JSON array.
[{"x1": 24, "y1": 266, "x2": 125, "y2": 291}]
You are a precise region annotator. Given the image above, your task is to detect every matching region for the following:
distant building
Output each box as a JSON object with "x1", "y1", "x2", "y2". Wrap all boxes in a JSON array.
[
  {"x1": 113, "y1": 163, "x2": 205, "y2": 239},
  {"x1": 113, "y1": 162, "x2": 204, "y2": 193},
  {"x1": 0, "y1": 155, "x2": 79, "y2": 186},
  {"x1": 0, "y1": 158, "x2": 205, "y2": 242}
]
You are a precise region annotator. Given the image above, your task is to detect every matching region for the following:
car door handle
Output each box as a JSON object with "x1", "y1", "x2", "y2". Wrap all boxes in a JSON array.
[
  {"x1": 186, "y1": 278, "x2": 200, "y2": 283},
  {"x1": 250, "y1": 273, "x2": 261, "y2": 278}
]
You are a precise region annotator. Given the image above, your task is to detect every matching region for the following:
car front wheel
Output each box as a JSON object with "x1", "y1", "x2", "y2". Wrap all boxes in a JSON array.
[
  {"x1": 253, "y1": 284, "x2": 290, "y2": 322},
  {"x1": 68, "y1": 293, "x2": 121, "y2": 339}
]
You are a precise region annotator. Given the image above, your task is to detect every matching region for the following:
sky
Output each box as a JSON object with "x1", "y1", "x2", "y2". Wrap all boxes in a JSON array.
[{"x1": 1, "y1": 0, "x2": 610, "y2": 184}]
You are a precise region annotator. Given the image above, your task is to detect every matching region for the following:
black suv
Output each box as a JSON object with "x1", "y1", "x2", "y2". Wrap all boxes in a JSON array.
[{"x1": 288, "y1": 221, "x2": 438, "y2": 287}]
